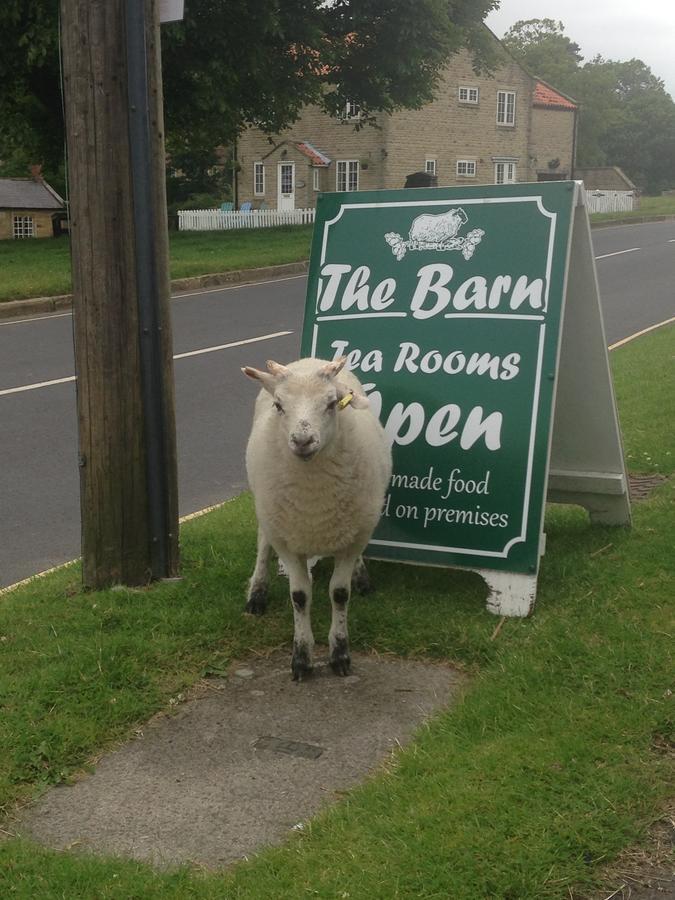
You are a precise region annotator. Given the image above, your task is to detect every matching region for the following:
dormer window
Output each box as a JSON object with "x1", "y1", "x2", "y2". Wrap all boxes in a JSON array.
[
  {"x1": 458, "y1": 85, "x2": 479, "y2": 105},
  {"x1": 344, "y1": 100, "x2": 360, "y2": 120}
]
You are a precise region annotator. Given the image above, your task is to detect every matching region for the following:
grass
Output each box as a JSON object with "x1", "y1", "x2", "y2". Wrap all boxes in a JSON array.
[
  {"x1": 1, "y1": 193, "x2": 674, "y2": 303},
  {"x1": 0, "y1": 225, "x2": 313, "y2": 303},
  {"x1": 590, "y1": 193, "x2": 675, "y2": 224},
  {"x1": 0, "y1": 326, "x2": 673, "y2": 899}
]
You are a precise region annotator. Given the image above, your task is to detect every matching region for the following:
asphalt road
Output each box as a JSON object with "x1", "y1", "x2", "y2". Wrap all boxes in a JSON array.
[{"x1": 1, "y1": 219, "x2": 673, "y2": 588}]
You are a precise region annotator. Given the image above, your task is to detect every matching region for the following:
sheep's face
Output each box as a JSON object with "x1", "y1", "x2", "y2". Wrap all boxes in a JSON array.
[{"x1": 242, "y1": 358, "x2": 369, "y2": 462}]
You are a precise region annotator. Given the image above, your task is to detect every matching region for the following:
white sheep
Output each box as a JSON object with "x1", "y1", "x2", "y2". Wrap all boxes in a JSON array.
[{"x1": 241, "y1": 356, "x2": 392, "y2": 680}]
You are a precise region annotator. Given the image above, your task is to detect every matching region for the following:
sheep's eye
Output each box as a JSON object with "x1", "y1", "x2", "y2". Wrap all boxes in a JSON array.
[
  {"x1": 273, "y1": 400, "x2": 284, "y2": 414},
  {"x1": 326, "y1": 398, "x2": 338, "y2": 411}
]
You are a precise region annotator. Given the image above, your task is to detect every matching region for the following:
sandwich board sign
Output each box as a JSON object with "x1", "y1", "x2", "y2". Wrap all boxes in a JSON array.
[{"x1": 300, "y1": 181, "x2": 631, "y2": 617}]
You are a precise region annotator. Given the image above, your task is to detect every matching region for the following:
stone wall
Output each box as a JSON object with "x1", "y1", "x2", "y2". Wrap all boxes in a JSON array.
[
  {"x1": 237, "y1": 46, "x2": 576, "y2": 208},
  {"x1": 530, "y1": 107, "x2": 576, "y2": 181},
  {"x1": 0, "y1": 209, "x2": 56, "y2": 240}
]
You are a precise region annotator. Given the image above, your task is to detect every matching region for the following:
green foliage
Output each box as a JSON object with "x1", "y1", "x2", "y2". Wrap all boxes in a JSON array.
[
  {"x1": 0, "y1": 224, "x2": 313, "y2": 301},
  {"x1": 502, "y1": 18, "x2": 675, "y2": 193},
  {"x1": 0, "y1": 0, "x2": 497, "y2": 176}
]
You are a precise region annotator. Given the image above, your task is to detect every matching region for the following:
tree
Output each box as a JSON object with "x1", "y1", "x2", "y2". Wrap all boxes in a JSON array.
[
  {"x1": 502, "y1": 17, "x2": 675, "y2": 192},
  {"x1": 0, "y1": 0, "x2": 498, "y2": 173},
  {"x1": 502, "y1": 18, "x2": 581, "y2": 94}
]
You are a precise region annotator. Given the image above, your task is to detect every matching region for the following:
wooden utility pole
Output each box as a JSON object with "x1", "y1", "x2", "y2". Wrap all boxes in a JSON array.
[{"x1": 60, "y1": 0, "x2": 179, "y2": 588}]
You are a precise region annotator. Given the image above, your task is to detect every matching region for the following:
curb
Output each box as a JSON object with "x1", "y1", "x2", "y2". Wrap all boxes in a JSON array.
[{"x1": 0, "y1": 259, "x2": 309, "y2": 321}]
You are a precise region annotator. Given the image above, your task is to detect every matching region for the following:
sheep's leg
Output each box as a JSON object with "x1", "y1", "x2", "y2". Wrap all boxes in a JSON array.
[
  {"x1": 279, "y1": 551, "x2": 315, "y2": 681},
  {"x1": 328, "y1": 548, "x2": 362, "y2": 676},
  {"x1": 245, "y1": 527, "x2": 272, "y2": 616},
  {"x1": 351, "y1": 556, "x2": 373, "y2": 595}
]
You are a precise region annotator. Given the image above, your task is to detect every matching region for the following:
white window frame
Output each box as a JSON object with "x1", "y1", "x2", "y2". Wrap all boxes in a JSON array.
[
  {"x1": 425, "y1": 159, "x2": 437, "y2": 176},
  {"x1": 344, "y1": 100, "x2": 360, "y2": 120},
  {"x1": 458, "y1": 85, "x2": 479, "y2": 105},
  {"x1": 13, "y1": 215, "x2": 34, "y2": 239},
  {"x1": 336, "y1": 160, "x2": 359, "y2": 192},
  {"x1": 313, "y1": 168, "x2": 321, "y2": 191},
  {"x1": 497, "y1": 90, "x2": 516, "y2": 126},
  {"x1": 253, "y1": 162, "x2": 265, "y2": 197},
  {"x1": 456, "y1": 159, "x2": 476, "y2": 178},
  {"x1": 494, "y1": 161, "x2": 517, "y2": 184}
]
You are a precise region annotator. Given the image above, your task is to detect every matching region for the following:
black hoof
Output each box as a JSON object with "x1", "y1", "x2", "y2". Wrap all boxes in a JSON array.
[
  {"x1": 330, "y1": 637, "x2": 351, "y2": 676},
  {"x1": 291, "y1": 643, "x2": 314, "y2": 681},
  {"x1": 245, "y1": 586, "x2": 268, "y2": 616}
]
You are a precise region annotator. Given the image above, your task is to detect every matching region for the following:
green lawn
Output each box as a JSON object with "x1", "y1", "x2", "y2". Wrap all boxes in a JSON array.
[
  {"x1": 0, "y1": 225, "x2": 313, "y2": 303},
  {"x1": 0, "y1": 326, "x2": 672, "y2": 898},
  {"x1": 590, "y1": 193, "x2": 675, "y2": 224},
  {"x1": 1, "y1": 192, "x2": 674, "y2": 303}
]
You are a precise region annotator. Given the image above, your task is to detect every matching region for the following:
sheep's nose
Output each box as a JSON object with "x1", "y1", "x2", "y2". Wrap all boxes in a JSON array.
[
  {"x1": 290, "y1": 432, "x2": 318, "y2": 459},
  {"x1": 291, "y1": 433, "x2": 315, "y2": 449}
]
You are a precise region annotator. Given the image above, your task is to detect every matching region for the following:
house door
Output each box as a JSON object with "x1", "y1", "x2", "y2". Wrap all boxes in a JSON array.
[
  {"x1": 277, "y1": 163, "x2": 295, "y2": 210},
  {"x1": 494, "y1": 161, "x2": 517, "y2": 184}
]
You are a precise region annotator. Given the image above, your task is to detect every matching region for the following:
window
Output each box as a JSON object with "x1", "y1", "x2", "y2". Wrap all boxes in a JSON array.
[
  {"x1": 495, "y1": 161, "x2": 517, "y2": 184},
  {"x1": 336, "y1": 160, "x2": 359, "y2": 192},
  {"x1": 497, "y1": 90, "x2": 516, "y2": 126},
  {"x1": 253, "y1": 162, "x2": 265, "y2": 196},
  {"x1": 279, "y1": 163, "x2": 294, "y2": 194},
  {"x1": 13, "y1": 215, "x2": 34, "y2": 239},
  {"x1": 344, "y1": 100, "x2": 360, "y2": 119},
  {"x1": 458, "y1": 85, "x2": 479, "y2": 104},
  {"x1": 313, "y1": 168, "x2": 321, "y2": 191},
  {"x1": 456, "y1": 160, "x2": 476, "y2": 177},
  {"x1": 425, "y1": 159, "x2": 437, "y2": 176}
]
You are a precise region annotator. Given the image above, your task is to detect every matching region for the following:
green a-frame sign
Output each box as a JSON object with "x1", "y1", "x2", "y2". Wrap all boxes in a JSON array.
[{"x1": 301, "y1": 181, "x2": 631, "y2": 616}]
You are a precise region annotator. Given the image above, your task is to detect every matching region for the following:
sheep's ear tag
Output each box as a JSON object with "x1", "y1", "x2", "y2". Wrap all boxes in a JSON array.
[{"x1": 337, "y1": 392, "x2": 353, "y2": 411}]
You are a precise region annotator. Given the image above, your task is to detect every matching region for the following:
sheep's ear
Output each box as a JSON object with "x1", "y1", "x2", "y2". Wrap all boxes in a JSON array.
[
  {"x1": 266, "y1": 360, "x2": 290, "y2": 377},
  {"x1": 336, "y1": 380, "x2": 370, "y2": 410},
  {"x1": 241, "y1": 366, "x2": 277, "y2": 394},
  {"x1": 320, "y1": 356, "x2": 347, "y2": 379}
]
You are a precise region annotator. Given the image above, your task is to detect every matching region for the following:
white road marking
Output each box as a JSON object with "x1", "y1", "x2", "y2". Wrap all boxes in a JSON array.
[
  {"x1": 0, "y1": 375, "x2": 76, "y2": 397},
  {"x1": 174, "y1": 330, "x2": 292, "y2": 360},
  {"x1": 594, "y1": 247, "x2": 640, "y2": 260},
  {"x1": 608, "y1": 316, "x2": 675, "y2": 350},
  {"x1": 0, "y1": 330, "x2": 294, "y2": 398},
  {"x1": 0, "y1": 311, "x2": 73, "y2": 328}
]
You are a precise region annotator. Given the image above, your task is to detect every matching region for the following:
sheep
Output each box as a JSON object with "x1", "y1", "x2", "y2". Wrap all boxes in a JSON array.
[{"x1": 241, "y1": 356, "x2": 392, "y2": 680}]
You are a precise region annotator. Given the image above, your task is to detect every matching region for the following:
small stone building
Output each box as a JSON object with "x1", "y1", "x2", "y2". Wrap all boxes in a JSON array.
[
  {"x1": 574, "y1": 167, "x2": 637, "y2": 192},
  {"x1": 237, "y1": 37, "x2": 578, "y2": 210},
  {"x1": 0, "y1": 176, "x2": 66, "y2": 239}
]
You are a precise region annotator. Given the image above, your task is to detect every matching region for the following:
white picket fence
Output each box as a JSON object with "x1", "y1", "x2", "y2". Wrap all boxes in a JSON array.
[
  {"x1": 178, "y1": 207, "x2": 316, "y2": 231},
  {"x1": 584, "y1": 190, "x2": 636, "y2": 214}
]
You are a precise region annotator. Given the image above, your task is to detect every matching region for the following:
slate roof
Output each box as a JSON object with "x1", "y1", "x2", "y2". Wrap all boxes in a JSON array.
[
  {"x1": 533, "y1": 81, "x2": 577, "y2": 110},
  {"x1": 295, "y1": 141, "x2": 331, "y2": 167},
  {"x1": 0, "y1": 178, "x2": 65, "y2": 210}
]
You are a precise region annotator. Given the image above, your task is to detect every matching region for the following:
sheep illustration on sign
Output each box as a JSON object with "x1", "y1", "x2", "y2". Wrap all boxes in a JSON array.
[{"x1": 385, "y1": 208, "x2": 484, "y2": 261}]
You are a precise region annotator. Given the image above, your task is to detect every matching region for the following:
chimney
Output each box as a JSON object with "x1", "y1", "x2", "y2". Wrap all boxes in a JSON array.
[{"x1": 29, "y1": 164, "x2": 44, "y2": 182}]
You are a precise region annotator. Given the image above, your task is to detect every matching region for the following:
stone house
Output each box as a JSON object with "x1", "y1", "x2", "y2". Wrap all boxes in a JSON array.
[
  {"x1": 0, "y1": 175, "x2": 66, "y2": 239},
  {"x1": 236, "y1": 39, "x2": 577, "y2": 210}
]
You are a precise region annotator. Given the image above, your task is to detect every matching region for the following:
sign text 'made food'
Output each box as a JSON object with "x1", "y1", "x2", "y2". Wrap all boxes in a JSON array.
[{"x1": 301, "y1": 183, "x2": 577, "y2": 575}]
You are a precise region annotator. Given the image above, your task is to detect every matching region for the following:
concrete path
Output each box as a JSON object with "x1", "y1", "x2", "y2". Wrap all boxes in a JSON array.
[{"x1": 16, "y1": 650, "x2": 465, "y2": 870}]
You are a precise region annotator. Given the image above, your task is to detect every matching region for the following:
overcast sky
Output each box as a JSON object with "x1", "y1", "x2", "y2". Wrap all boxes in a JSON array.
[{"x1": 485, "y1": 0, "x2": 675, "y2": 99}]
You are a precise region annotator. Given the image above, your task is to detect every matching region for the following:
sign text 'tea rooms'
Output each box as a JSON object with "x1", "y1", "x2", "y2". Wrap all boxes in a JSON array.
[{"x1": 301, "y1": 182, "x2": 576, "y2": 575}]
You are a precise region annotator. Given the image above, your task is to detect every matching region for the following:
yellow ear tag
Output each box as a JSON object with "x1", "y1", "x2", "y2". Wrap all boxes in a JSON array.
[{"x1": 337, "y1": 392, "x2": 353, "y2": 410}]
